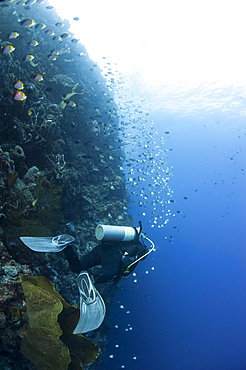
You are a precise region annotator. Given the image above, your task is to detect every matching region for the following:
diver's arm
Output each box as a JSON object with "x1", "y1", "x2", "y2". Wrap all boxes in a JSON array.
[{"x1": 122, "y1": 243, "x2": 149, "y2": 277}]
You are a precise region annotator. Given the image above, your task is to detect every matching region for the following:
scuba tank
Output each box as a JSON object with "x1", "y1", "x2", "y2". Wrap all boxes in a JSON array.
[
  {"x1": 95, "y1": 222, "x2": 156, "y2": 278},
  {"x1": 95, "y1": 222, "x2": 142, "y2": 242}
]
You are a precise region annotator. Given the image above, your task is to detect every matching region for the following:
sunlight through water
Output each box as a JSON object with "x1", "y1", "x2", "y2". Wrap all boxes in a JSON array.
[{"x1": 48, "y1": 0, "x2": 246, "y2": 116}]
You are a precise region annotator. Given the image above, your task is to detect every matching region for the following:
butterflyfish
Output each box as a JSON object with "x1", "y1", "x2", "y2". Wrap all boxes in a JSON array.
[
  {"x1": 52, "y1": 36, "x2": 62, "y2": 41},
  {"x1": 47, "y1": 54, "x2": 57, "y2": 61},
  {"x1": 35, "y1": 23, "x2": 46, "y2": 29},
  {"x1": 28, "y1": 40, "x2": 38, "y2": 46},
  {"x1": 20, "y1": 18, "x2": 35, "y2": 27},
  {"x1": 45, "y1": 30, "x2": 55, "y2": 36},
  {"x1": 32, "y1": 73, "x2": 43, "y2": 81},
  {"x1": 25, "y1": 0, "x2": 37, "y2": 4},
  {"x1": 60, "y1": 33, "x2": 70, "y2": 39},
  {"x1": 67, "y1": 100, "x2": 76, "y2": 107},
  {"x1": 2, "y1": 45, "x2": 15, "y2": 54},
  {"x1": 13, "y1": 91, "x2": 27, "y2": 101},
  {"x1": 23, "y1": 54, "x2": 34, "y2": 62},
  {"x1": 13, "y1": 80, "x2": 24, "y2": 89},
  {"x1": 8, "y1": 32, "x2": 19, "y2": 39}
]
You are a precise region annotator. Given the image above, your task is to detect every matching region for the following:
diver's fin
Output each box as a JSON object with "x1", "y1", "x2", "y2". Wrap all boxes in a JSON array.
[
  {"x1": 20, "y1": 234, "x2": 74, "y2": 252},
  {"x1": 73, "y1": 271, "x2": 106, "y2": 334}
]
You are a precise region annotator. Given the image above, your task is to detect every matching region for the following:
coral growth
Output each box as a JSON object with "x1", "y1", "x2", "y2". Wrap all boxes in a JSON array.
[
  {"x1": 20, "y1": 275, "x2": 99, "y2": 369},
  {"x1": 0, "y1": 1, "x2": 132, "y2": 368}
]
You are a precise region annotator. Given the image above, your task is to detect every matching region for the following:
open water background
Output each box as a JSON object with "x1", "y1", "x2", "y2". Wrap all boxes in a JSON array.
[{"x1": 101, "y1": 82, "x2": 246, "y2": 369}]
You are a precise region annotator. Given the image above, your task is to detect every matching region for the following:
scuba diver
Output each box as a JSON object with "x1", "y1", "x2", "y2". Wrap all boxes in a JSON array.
[
  {"x1": 20, "y1": 222, "x2": 155, "y2": 334},
  {"x1": 63, "y1": 222, "x2": 151, "y2": 284}
]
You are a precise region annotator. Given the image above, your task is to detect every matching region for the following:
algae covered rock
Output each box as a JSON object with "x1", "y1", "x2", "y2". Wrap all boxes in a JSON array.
[
  {"x1": 20, "y1": 275, "x2": 99, "y2": 370},
  {"x1": 20, "y1": 275, "x2": 71, "y2": 370}
]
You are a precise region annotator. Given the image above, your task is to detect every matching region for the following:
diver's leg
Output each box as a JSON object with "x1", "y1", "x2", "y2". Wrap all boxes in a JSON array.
[
  {"x1": 93, "y1": 245, "x2": 122, "y2": 283},
  {"x1": 64, "y1": 244, "x2": 101, "y2": 273},
  {"x1": 78, "y1": 245, "x2": 102, "y2": 270},
  {"x1": 63, "y1": 245, "x2": 82, "y2": 273}
]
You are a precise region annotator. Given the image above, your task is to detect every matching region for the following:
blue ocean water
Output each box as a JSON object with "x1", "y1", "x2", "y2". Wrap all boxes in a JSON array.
[{"x1": 101, "y1": 84, "x2": 246, "y2": 369}]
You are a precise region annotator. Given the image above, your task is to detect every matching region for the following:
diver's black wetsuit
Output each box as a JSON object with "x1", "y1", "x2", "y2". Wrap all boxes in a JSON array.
[{"x1": 64, "y1": 240, "x2": 148, "y2": 283}]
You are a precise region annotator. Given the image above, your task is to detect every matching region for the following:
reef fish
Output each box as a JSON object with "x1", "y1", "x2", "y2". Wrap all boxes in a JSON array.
[
  {"x1": 23, "y1": 54, "x2": 34, "y2": 62},
  {"x1": 67, "y1": 100, "x2": 76, "y2": 107},
  {"x1": 45, "y1": 30, "x2": 55, "y2": 36},
  {"x1": 2, "y1": 45, "x2": 15, "y2": 54},
  {"x1": 8, "y1": 32, "x2": 19, "y2": 39},
  {"x1": 52, "y1": 36, "x2": 62, "y2": 42},
  {"x1": 20, "y1": 18, "x2": 35, "y2": 27},
  {"x1": 60, "y1": 33, "x2": 71, "y2": 39},
  {"x1": 13, "y1": 91, "x2": 27, "y2": 101},
  {"x1": 28, "y1": 40, "x2": 38, "y2": 46},
  {"x1": 47, "y1": 54, "x2": 57, "y2": 61},
  {"x1": 13, "y1": 80, "x2": 24, "y2": 89},
  {"x1": 32, "y1": 73, "x2": 43, "y2": 81},
  {"x1": 50, "y1": 49, "x2": 59, "y2": 55},
  {"x1": 25, "y1": 0, "x2": 36, "y2": 4},
  {"x1": 35, "y1": 23, "x2": 46, "y2": 29}
]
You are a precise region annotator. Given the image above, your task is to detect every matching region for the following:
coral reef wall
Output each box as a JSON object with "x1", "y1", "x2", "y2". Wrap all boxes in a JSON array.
[{"x1": 0, "y1": 1, "x2": 131, "y2": 368}]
